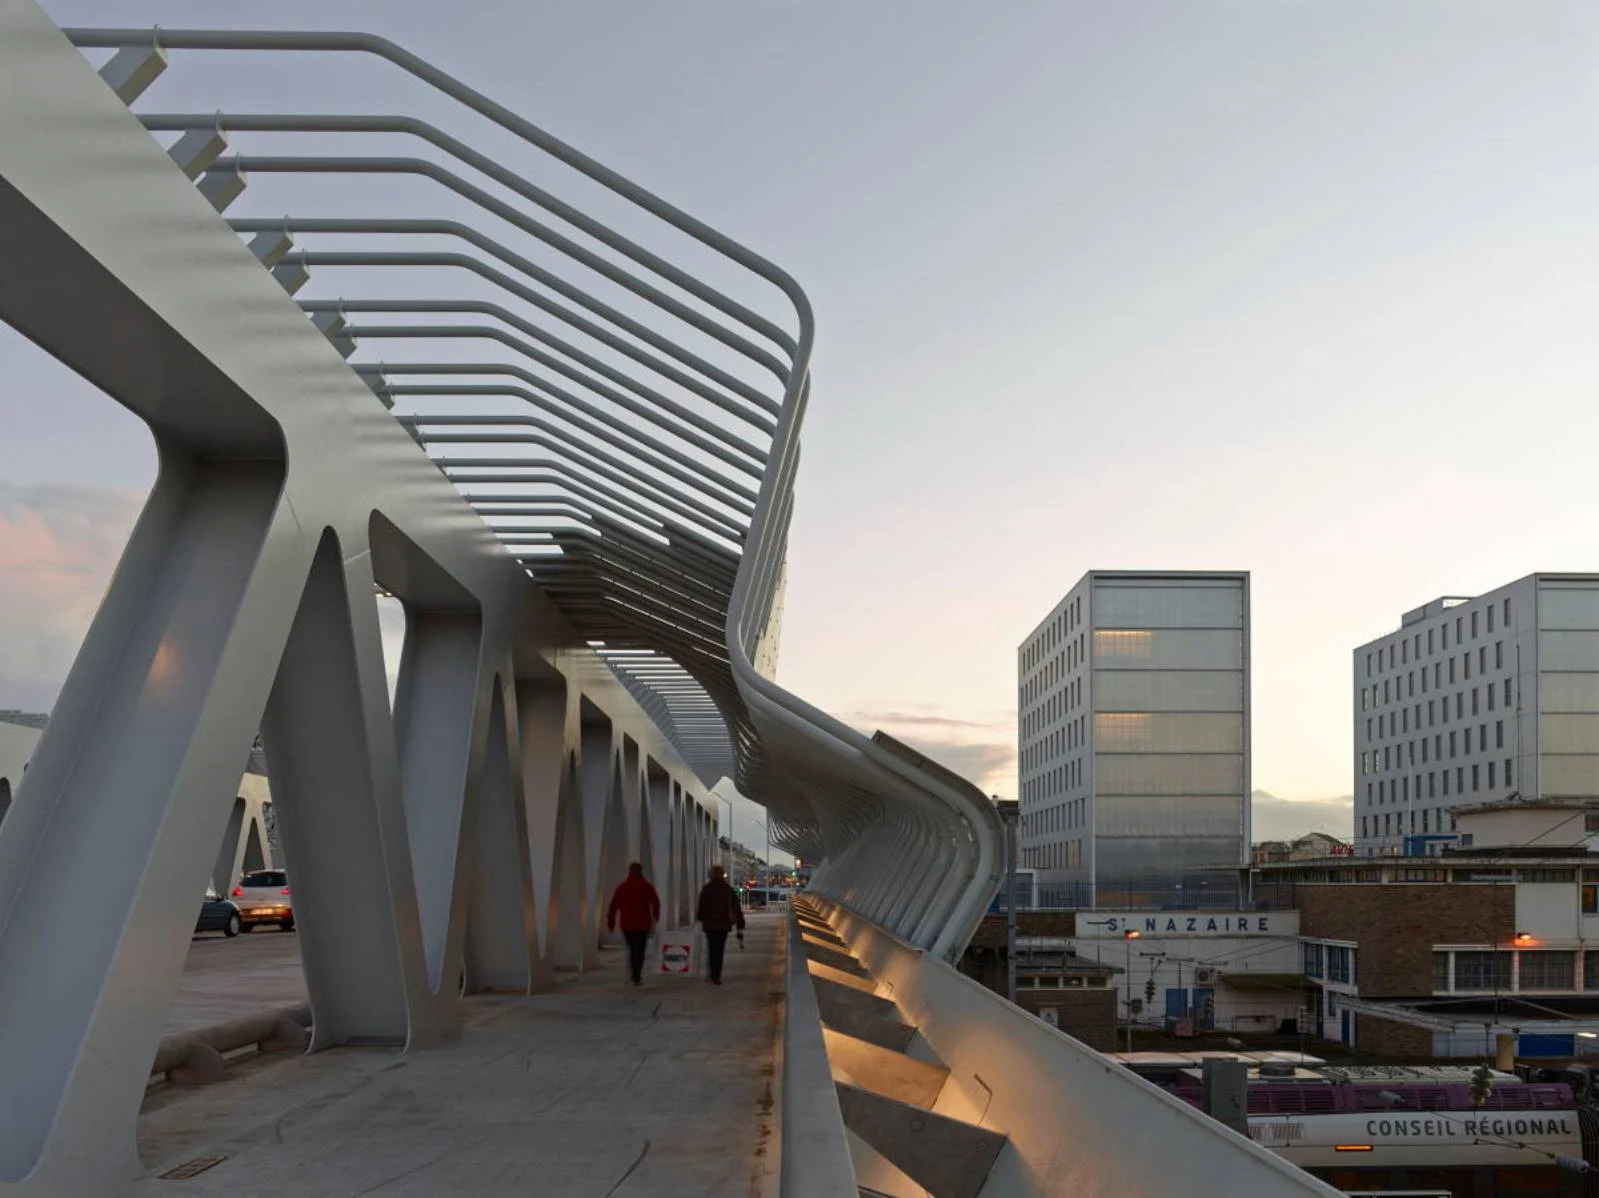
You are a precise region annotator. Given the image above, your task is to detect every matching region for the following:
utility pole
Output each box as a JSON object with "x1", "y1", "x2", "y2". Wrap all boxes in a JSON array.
[{"x1": 996, "y1": 798, "x2": 1019, "y2": 1006}]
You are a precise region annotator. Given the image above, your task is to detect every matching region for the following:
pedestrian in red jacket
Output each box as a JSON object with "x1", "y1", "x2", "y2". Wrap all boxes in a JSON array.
[{"x1": 607, "y1": 862, "x2": 661, "y2": 985}]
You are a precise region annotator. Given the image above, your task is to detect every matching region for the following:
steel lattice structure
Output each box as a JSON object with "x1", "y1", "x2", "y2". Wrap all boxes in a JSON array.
[{"x1": 0, "y1": 7, "x2": 1002, "y2": 1193}]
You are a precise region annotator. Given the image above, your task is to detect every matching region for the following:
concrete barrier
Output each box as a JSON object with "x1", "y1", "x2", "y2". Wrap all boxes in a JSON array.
[
  {"x1": 814, "y1": 899, "x2": 1343, "y2": 1198},
  {"x1": 149, "y1": 1003, "x2": 311, "y2": 1085},
  {"x1": 776, "y1": 917, "x2": 858, "y2": 1197}
]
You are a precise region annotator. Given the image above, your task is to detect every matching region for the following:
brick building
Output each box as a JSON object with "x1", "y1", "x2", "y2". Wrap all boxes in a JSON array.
[
  {"x1": 960, "y1": 914, "x2": 1119, "y2": 1049},
  {"x1": 1265, "y1": 800, "x2": 1599, "y2": 1059}
]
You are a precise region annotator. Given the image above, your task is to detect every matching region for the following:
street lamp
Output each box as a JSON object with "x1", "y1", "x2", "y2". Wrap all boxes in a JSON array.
[
  {"x1": 749, "y1": 815, "x2": 770, "y2": 906},
  {"x1": 1124, "y1": 930, "x2": 1141, "y2": 1052},
  {"x1": 715, "y1": 795, "x2": 733, "y2": 881}
]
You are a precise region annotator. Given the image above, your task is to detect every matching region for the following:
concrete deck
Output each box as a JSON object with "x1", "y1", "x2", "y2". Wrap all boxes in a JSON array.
[
  {"x1": 134, "y1": 914, "x2": 785, "y2": 1197},
  {"x1": 165, "y1": 930, "x2": 306, "y2": 1036}
]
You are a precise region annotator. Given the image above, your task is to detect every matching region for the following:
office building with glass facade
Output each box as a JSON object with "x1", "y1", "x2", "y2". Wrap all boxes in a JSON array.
[
  {"x1": 1017, "y1": 571, "x2": 1250, "y2": 905},
  {"x1": 1354, "y1": 573, "x2": 1599, "y2": 856}
]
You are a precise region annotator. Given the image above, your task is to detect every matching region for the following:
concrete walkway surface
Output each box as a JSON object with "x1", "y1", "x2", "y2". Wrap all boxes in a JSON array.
[
  {"x1": 164, "y1": 931, "x2": 306, "y2": 1036},
  {"x1": 134, "y1": 914, "x2": 785, "y2": 1197}
]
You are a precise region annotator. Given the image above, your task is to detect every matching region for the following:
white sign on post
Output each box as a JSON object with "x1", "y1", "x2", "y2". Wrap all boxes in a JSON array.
[{"x1": 657, "y1": 932, "x2": 699, "y2": 977}]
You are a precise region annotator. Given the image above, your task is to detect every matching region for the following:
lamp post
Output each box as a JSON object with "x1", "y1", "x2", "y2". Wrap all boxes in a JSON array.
[
  {"x1": 995, "y1": 798, "x2": 1019, "y2": 1006},
  {"x1": 1124, "y1": 929, "x2": 1141, "y2": 1052},
  {"x1": 749, "y1": 815, "x2": 770, "y2": 906},
  {"x1": 715, "y1": 795, "x2": 733, "y2": 882}
]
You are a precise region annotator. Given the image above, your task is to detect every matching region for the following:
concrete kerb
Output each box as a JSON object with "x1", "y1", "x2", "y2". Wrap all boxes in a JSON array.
[
  {"x1": 778, "y1": 914, "x2": 858, "y2": 1197},
  {"x1": 148, "y1": 1003, "x2": 312, "y2": 1087}
]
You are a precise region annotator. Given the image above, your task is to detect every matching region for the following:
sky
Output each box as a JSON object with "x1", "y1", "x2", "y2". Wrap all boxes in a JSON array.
[{"x1": 5, "y1": 0, "x2": 1599, "y2": 845}]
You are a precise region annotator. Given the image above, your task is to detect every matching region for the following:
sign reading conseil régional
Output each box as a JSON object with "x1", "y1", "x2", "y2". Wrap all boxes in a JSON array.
[{"x1": 1077, "y1": 912, "x2": 1300, "y2": 938}]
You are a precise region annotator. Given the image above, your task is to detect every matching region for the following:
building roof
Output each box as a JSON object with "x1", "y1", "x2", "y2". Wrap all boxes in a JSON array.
[{"x1": 1454, "y1": 795, "x2": 1599, "y2": 816}]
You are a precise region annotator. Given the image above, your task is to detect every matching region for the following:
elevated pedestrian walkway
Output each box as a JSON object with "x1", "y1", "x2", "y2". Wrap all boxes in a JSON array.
[{"x1": 132, "y1": 916, "x2": 785, "y2": 1197}]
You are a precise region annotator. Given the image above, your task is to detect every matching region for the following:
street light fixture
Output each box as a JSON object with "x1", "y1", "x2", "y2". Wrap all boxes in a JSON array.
[{"x1": 1123, "y1": 930, "x2": 1141, "y2": 1052}]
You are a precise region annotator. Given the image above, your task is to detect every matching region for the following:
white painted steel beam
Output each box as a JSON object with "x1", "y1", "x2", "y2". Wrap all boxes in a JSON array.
[{"x1": 0, "y1": 7, "x2": 1005, "y2": 1193}]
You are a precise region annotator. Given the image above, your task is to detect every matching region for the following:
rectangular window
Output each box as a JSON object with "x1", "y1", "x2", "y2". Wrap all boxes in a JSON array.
[
  {"x1": 1442, "y1": 771, "x2": 1450, "y2": 796},
  {"x1": 1472, "y1": 688, "x2": 1480, "y2": 716},
  {"x1": 1302, "y1": 942, "x2": 1325, "y2": 979},
  {"x1": 1488, "y1": 605, "x2": 1496, "y2": 633},
  {"x1": 1454, "y1": 951, "x2": 1511, "y2": 990},
  {"x1": 1448, "y1": 658, "x2": 1456, "y2": 684},
  {"x1": 1456, "y1": 693, "x2": 1464, "y2": 719},
  {"x1": 1450, "y1": 731, "x2": 1457, "y2": 758},
  {"x1": 1479, "y1": 646, "x2": 1487, "y2": 673},
  {"x1": 1366, "y1": 652, "x2": 1373, "y2": 677},
  {"x1": 1434, "y1": 952, "x2": 1451, "y2": 992},
  {"x1": 1504, "y1": 678, "x2": 1512, "y2": 706},
  {"x1": 1507, "y1": 758, "x2": 1514, "y2": 786},
  {"x1": 1488, "y1": 761, "x2": 1496, "y2": 787},
  {"x1": 1488, "y1": 685, "x2": 1495, "y2": 712},
  {"x1": 1402, "y1": 641, "x2": 1408, "y2": 664},
  {"x1": 1464, "y1": 654, "x2": 1472, "y2": 680},
  {"x1": 1496, "y1": 641, "x2": 1503, "y2": 669},
  {"x1": 1496, "y1": 720, "x2": 1504, "y2": 749},
  {"x1": 1520, "y1": 951, "x2": 1575, "y2": 991},
  {"x1": 1473, "y1": 764, "x2": 1480, "y2": 792},
  {"x1": 1326, "y1": 945, "x2": 1355, "y2": 985},
  {"x1": 1456, "y1": 616, "x2": 1464, "y2": 642},
  {"x1": 1585, "y1": 884, "x2": 1599, "y2": 916},
  {"x1": 1505, "y1": 596, "x2": 1512, "y2": 625}
]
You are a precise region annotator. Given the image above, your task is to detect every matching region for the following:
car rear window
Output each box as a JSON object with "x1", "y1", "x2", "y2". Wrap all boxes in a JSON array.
[{"x1": 241, "y1": 871, "x2": 287, "y2": 887}]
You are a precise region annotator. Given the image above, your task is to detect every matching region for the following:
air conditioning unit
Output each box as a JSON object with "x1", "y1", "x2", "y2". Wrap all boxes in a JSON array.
[{"x1": 1194, "y1": 967, "x2": 1218, "y2": 986}]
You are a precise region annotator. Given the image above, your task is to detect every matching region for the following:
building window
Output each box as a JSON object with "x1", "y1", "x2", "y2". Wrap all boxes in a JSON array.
[
  {"x1": 1434, "y1": 952, "x2": 1451, "y2": 992},
  {"x1": 1582, "y1": 883, "x2": 1599, "y2": 914},
  {"x1": 1488, "y1": 685, "x2": 1495, "y2": 712},
  {"x1": 1504, "y1": 678, "x2": 1512, "y2": 706},
  {"x1": 1303, "y1": 942, "x2": 1325, "y2": 978},
  {"x1": 1472, "y1": 765, "x2": 1480, "y2": 792},
  {"x1": 1505, "y1": 597, "x2": 1512, "y2": 625},
  {"x1": 1488, "y1": 605, "x2": 1496, "y2": 633},
  {"x1": 1454, "y1": 951, "x2": 1512, "y2": 991},
  {"x1": 1488, "y1": 761, "x2": 1496, "y2": 787},
  {"x1": 1495, "y1": 641, "x2": 1503, "y2": 669},
  {"x1": 1326, "y1": 945, "x2": 1356, "y2": 985},
  {"x1": 1520, "y1": 951, "x2": 1576, "y2": 991},
  {"x1": 1587, "y1": 953, "x2": 1599, "y2": 991},
  {"x1": 1471, "y1": 611, "x2": 1479, "y2": 639},
  {"x1": 1506, "y1": 758, "x2": 1514, "y2": 785}
]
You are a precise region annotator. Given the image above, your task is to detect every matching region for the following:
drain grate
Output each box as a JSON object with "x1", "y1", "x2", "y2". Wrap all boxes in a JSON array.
[{"x1": 158, "y1": 1155, "x2": 226, "y2": 1180}]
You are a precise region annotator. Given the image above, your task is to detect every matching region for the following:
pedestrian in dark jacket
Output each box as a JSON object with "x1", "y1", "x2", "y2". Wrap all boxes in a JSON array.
[
  {"x1": 695, "y1": 866, "x2": 746, "y2": 985},
  {"x1": 607, "y1": 862, "x2": 661, "y2": 985}
]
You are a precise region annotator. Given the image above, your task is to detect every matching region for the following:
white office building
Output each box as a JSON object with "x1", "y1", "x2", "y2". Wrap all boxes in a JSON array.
[
  {"x1": 1017, "y1": 571, "x2": 1250, "y2": 904},
  {"x1": 1353, "y1": 573, "x2": 1599, "y2": 855}
]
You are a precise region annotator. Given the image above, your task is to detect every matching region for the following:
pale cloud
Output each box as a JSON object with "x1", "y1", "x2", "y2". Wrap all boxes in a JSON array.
[
  {"x1": 840, "y1": 703, "x2": 1017, "y2": 795},
  {"x1": 1251, "y1": 790, "x2": 1353, "y2": 843},
  {"x1": 838, "y1": 707, "x2": 1012, "y2": 732},
  {"x1": 0, "y1": 483, "x2": 146, "y2": 711}
]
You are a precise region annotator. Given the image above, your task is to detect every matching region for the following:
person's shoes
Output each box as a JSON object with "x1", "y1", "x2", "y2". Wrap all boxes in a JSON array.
[
  {"x1": 630, "y1": 977, "x2": 641, "y2": 986},
  {"x1": 712, "y1": 977, "x2": 722, "y2": 985}
]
